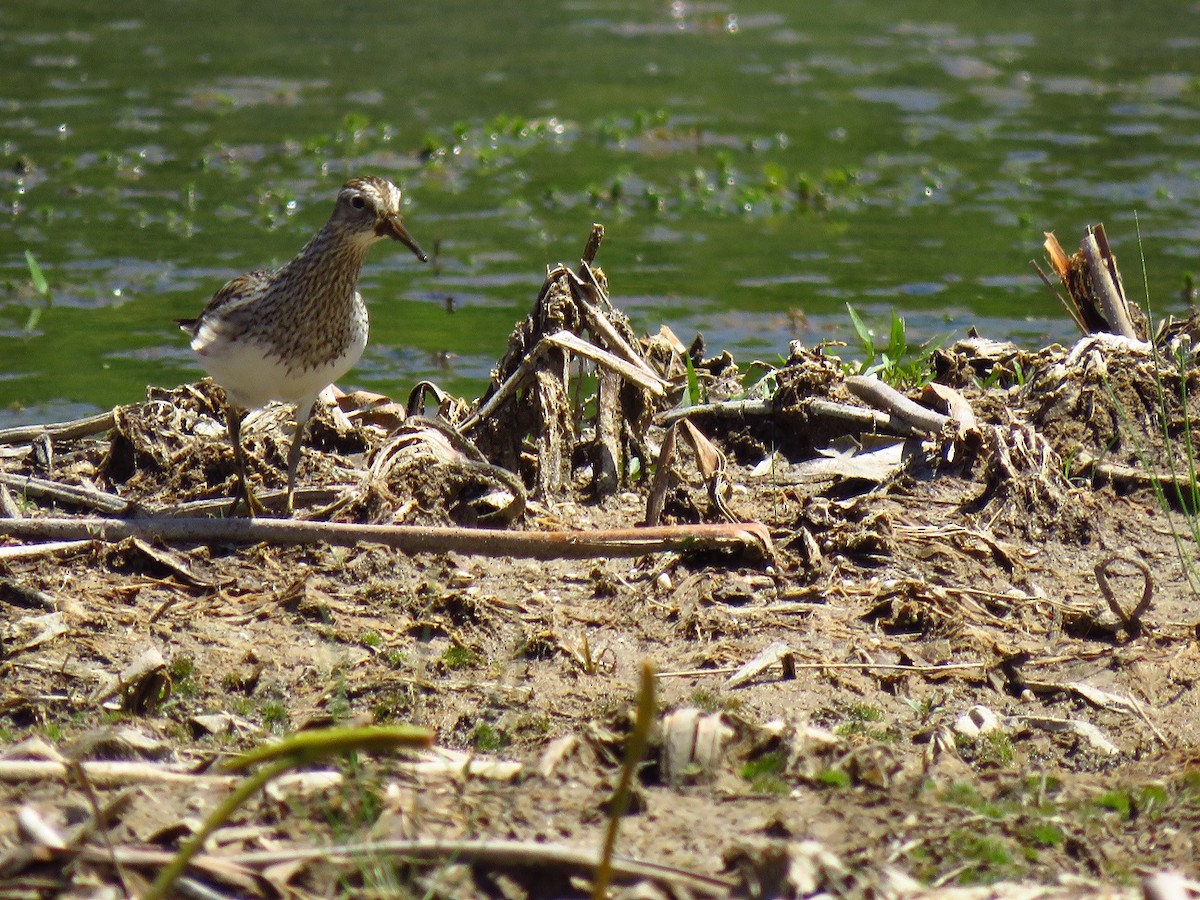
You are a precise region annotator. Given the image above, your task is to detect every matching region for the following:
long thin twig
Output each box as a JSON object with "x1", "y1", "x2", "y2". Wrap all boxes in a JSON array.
[
  {"x1": 807, "y1": 398, "x2": 916, "y2": 435},
  {"x1": 1030, "y1": 254, "x2": 1086, "y2": 335},
  {"x1": 0, "y1": 539, "x2": 93, "y2": 561},
  {"x1": 0, "y1": 759, "x2": 238, "y2": 786},
  {"x1": 658, "y1": 396, "x2": 924, "y2": 439},
  {"x1": 657, "y1": 398, "x2": 774, "y2": 427},
  {"x1": 0, "y1": 409, "x2": 117, "y2": 445},
  {"x1": 458, "y1": 328, "x2": 665, "y2": 435},
  {"x1": 656, "y1": 660, "x2": 984, "y2": 678},
  {"x1": 0, "y1": 471, "x2": 139, "y2": 516},
  {"x1": 576, "y1": 294, "x2": 670, "y2": 392},
  {"x1": 0, "y1": 516, "x2": 774, "y2": 560}
]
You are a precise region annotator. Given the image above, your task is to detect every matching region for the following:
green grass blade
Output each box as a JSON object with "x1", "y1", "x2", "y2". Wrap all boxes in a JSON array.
[
  {"x1": 23, "y1": 250, "x2": 51, "y2": 333},
  {"x1": 887, "y1": 310, "x2": 907, "y2": 359},
  {"x1": 846, "y1": 303, "x2": 873, "y2": 356},
  {"x1": 593, "y1": 660, "x2": 656, "y2": 900},
  {"x1": 146, "y1": 724, "x2": 433, "y2": 899},
  {"x1": 684, "y1": 353, "x2": 700, "y2": 407},
  {"x1": 222, "y1": 723, "x2": 433, "y2": 772},
  {"x1": 1132, "y1": 211, "x2": 1200, "y2": 596},
  {"x1": 24, "y1": 250, "x2": 49, "y2": 297}
]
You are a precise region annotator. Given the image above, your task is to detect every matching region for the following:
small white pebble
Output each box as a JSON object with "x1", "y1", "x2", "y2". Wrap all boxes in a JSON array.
[{"x1": 953, "y1": 704, "x2": 1001, "y2": 739}]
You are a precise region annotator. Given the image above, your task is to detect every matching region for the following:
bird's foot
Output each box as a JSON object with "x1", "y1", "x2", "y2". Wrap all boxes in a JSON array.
[{"x1": 227, "y1": 477, "x2": 269, "y2": 518}]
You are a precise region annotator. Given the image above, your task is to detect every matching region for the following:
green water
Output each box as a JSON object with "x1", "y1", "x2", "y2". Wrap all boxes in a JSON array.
[{"x1": 3, "y1": 1, "x2": 1200, "y2": 426}]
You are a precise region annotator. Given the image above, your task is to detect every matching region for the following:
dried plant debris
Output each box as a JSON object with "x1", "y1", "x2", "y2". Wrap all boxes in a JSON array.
[
  {"x1": 465, "y1": 242, "x2": 661, "y2": 498},
  {"x1": 1036, "y1": 223, "x2": 1149, "y2": 340},
  {"x1": 2, "y1": 223, "x2": 1200, "y2": 897}
]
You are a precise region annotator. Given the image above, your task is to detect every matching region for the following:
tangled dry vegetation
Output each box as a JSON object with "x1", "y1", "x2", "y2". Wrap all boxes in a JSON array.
[{"x1": 2, "y1": 225, "x2": 1200, "y2": 898}]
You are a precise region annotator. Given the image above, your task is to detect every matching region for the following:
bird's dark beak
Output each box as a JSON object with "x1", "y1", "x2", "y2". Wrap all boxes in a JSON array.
[{"x1": 378, "y1": 214, "x2": 428, "y2": 262}]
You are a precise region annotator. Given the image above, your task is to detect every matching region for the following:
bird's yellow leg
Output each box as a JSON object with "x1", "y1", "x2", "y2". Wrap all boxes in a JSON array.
[
  {"x1": 283, "y1": 401, "x2": 314, "y2": 517},
  {"x1": 224, "y1": 404, "x2": 267, "y2": 517}
]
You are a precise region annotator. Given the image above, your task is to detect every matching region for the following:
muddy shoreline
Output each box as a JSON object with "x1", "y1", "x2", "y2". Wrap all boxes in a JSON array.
[{"x1": 2, "y1": 241, "x2": 1199, "y2": 897}]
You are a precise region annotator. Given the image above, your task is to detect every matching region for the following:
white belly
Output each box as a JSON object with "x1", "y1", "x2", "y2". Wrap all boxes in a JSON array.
[{"x1": 192, "y1": 320, "x2": 367, "y2": 413}]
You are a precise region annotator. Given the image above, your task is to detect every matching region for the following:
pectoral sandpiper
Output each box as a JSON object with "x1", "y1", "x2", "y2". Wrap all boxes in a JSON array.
[{"x1": 178, "y1": 176, "x2": 427, "y2": 515}]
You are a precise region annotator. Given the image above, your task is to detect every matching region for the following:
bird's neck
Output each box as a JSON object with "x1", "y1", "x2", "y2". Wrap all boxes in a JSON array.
[{"x1": 278, "y1": 224, "x2": 376, "y2": 307}]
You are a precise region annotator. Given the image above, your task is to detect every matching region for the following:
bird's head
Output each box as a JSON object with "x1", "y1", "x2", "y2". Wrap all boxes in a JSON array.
[{"x1": 334, "y1": 176, "x2": 428, "y2": 262}]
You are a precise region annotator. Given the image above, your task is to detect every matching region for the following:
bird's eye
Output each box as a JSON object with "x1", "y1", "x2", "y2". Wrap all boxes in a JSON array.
[{"x1": 350, "y1": 196, "x2": 366, "y2": 210}]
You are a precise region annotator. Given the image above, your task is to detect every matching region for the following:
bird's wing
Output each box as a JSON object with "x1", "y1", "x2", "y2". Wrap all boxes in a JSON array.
[{"x1": 181, "y1": 270, "x2": 274, "y2": 334}]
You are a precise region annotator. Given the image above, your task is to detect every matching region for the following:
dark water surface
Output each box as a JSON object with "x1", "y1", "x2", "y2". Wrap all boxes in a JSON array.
[{"x1": 4, "y1": 1, "x2": 1200, "y2": 425}]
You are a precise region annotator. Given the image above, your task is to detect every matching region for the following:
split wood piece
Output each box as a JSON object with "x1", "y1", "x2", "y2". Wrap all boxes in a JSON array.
[
  {"x1": 0, "y1": 516, "x2": 775, "y2": 561},
  {"x1": 0, "y1": 409, "x2": 117, "y2": 445},
  {"x1": 574, "y1": 228, "x2": 672, "y2": 393},
  {"x1": 579, "y1": 292, "x2": 661, "y2": 381},
  {"x1": 535, "y1": 365, "x2": 573, "y2": 495},
  {"x1": 725, "y1": 641, "x2": 796, "y2": 688},
  {"x1": 1036, "y1": 224, "x2": 1141, "y2": 339},
  {"x1": 1081, "y1": 225, "x2": 1139, "y2": 340},
  {"x1": 1036, "y1": 231, "x2": 1089, "y2": 334},
  {"x1": 843, "y1": 375, "x2": 950, "y2": 435},
  {"x1": 88, "y1": 644, "x2": 169, "y2": 712},
  {"x1": 660, "y1": 707, "x2": 733, "y2": 786},
  {"x1": 0, "y1": 471, "x2": 140, "y2": 517}
]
